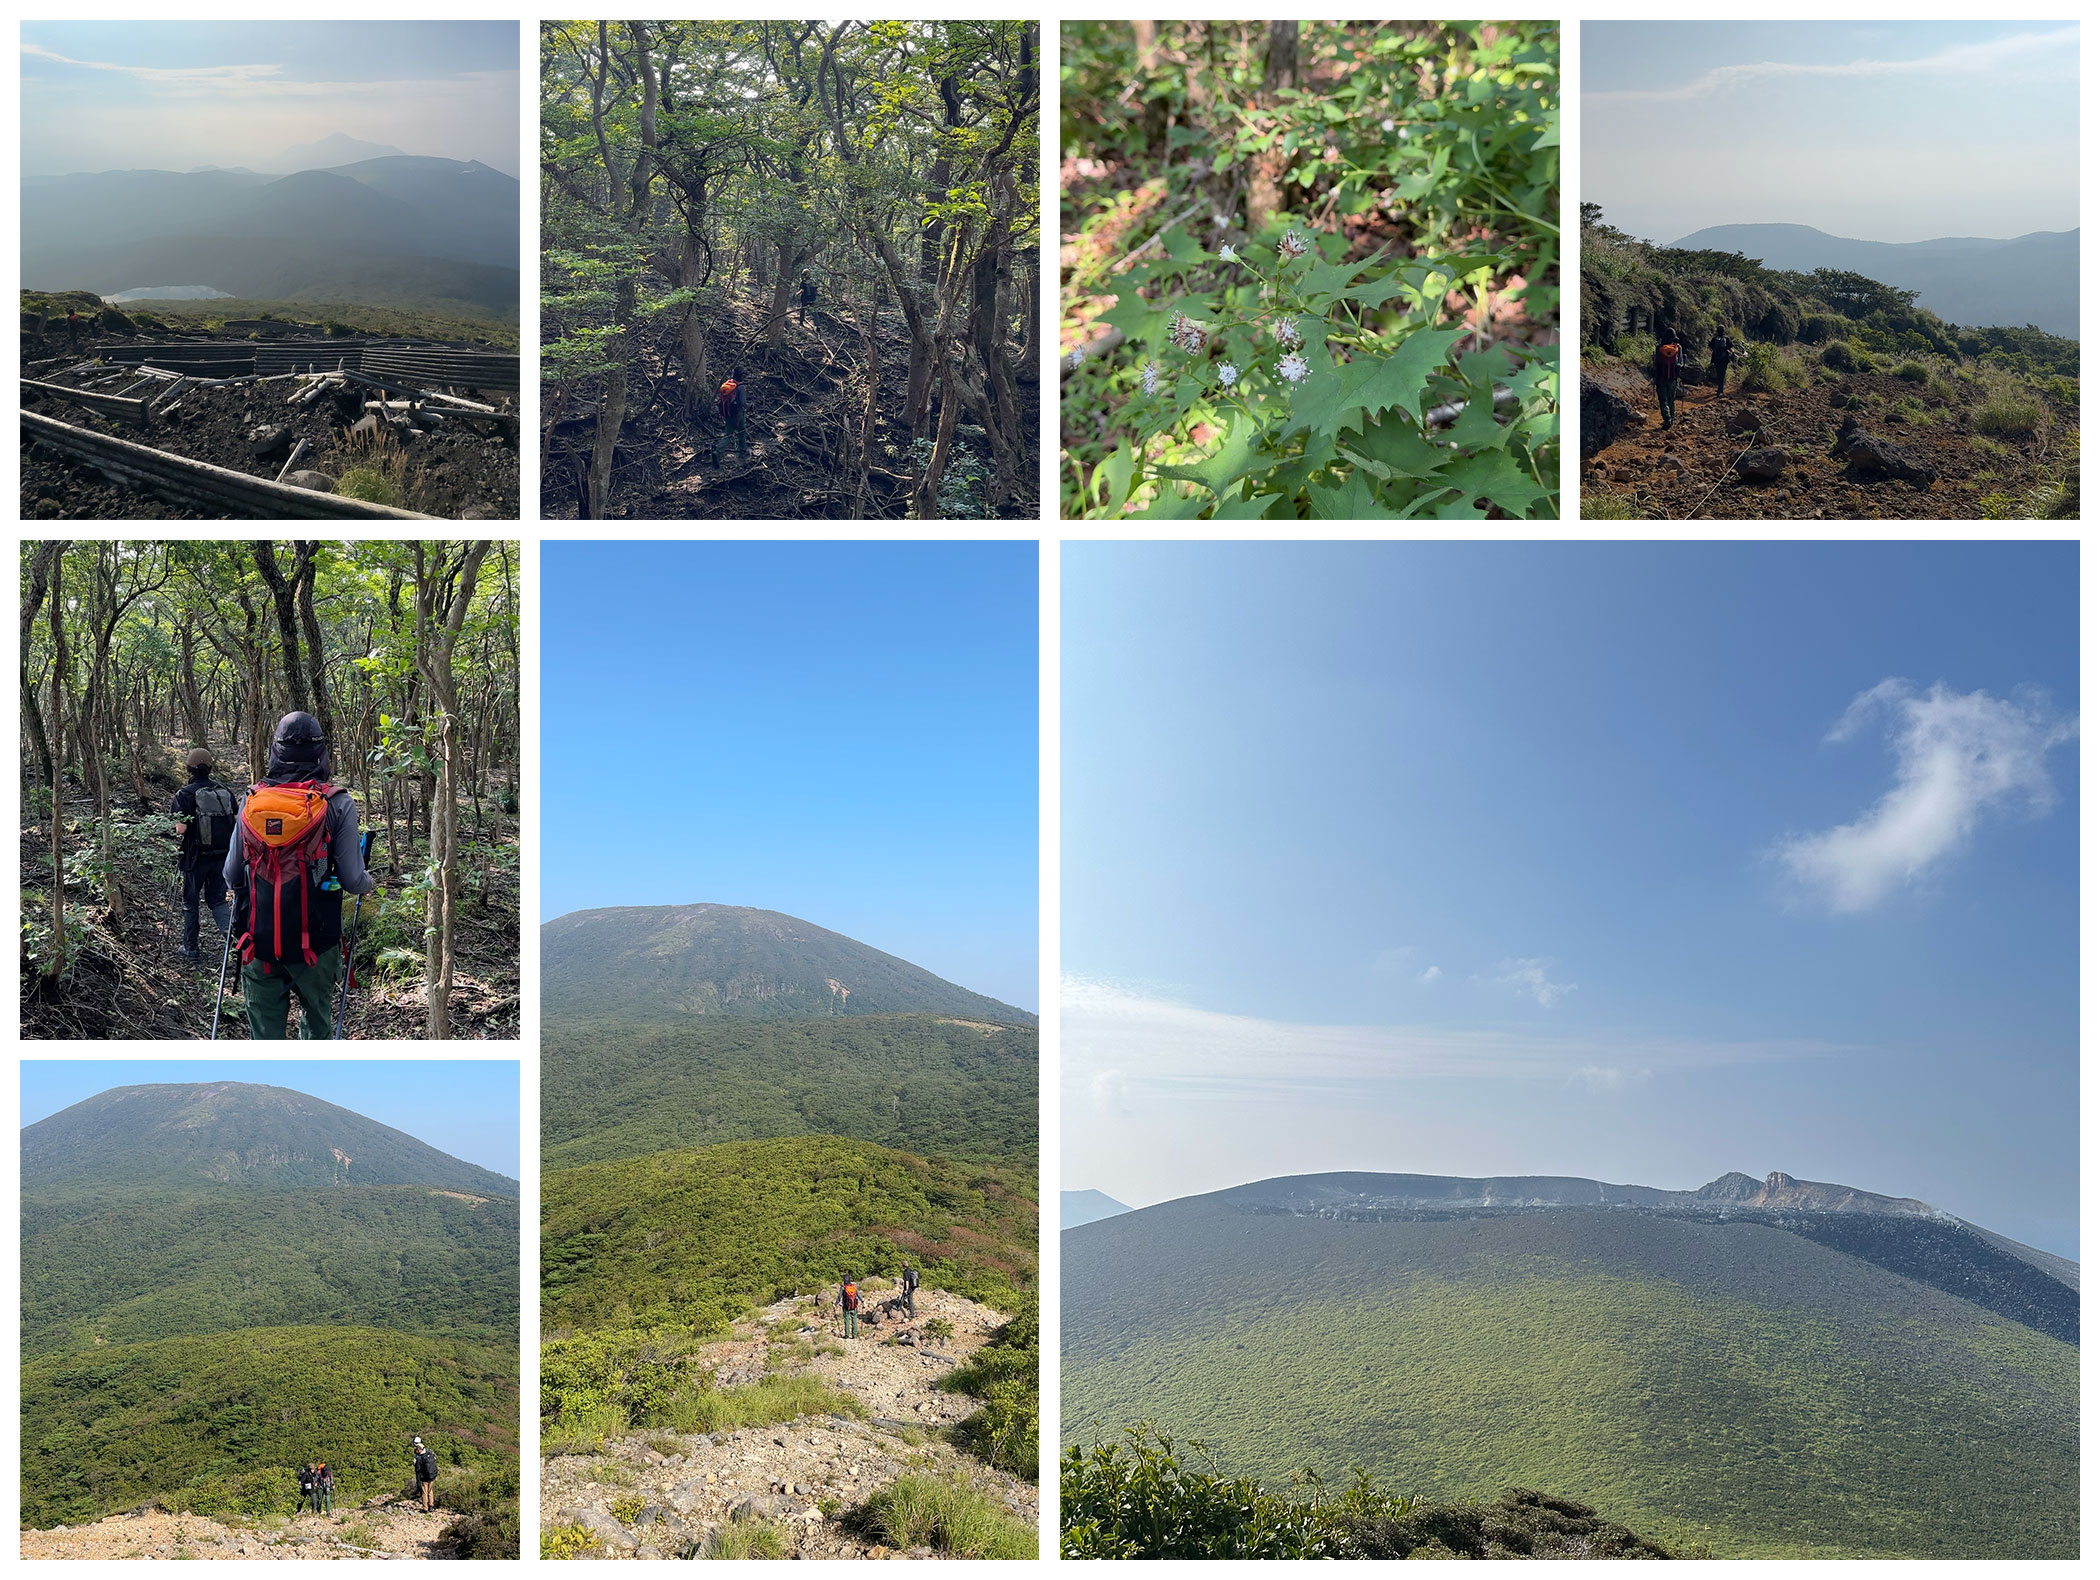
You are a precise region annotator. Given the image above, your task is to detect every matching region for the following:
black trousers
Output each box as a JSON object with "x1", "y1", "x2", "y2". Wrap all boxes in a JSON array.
[{"x1": 183, "y1": 864, "x2": 231, "y2": 954}]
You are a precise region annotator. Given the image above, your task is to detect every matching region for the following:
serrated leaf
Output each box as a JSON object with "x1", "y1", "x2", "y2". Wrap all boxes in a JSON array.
[
  {"x1": 1428, "y1": 446, "x2": 1552, "y2": 518},
  {"x1": 1280, "y1": 324, "x2": 1466, "y2": 442},
  {"x1": 1129, "y1": 484, "x2": 1212, "y2": 519},
  {"x1": 1440, "y1": 387, "x2": 1507, "y2": 449},
  {"x1": 1210, "y1": 490, "x2": 1288, "y2": 519},
  {"x1": 1091, "y1": 438, "x2": 1138, "y2": 515},
  {"x1": 1307, "y1": 470, "x2": 1400, "y2": 519},
  {"x1": 1098, "y1": 292, "x2": 1170, "y2": 350},
  {"x1": 1155, "y1": 409, "x2": 1265, "y2": 499},
  {"x1": 1348, "y1": 413, "x2": 1451, "y2": 479}
]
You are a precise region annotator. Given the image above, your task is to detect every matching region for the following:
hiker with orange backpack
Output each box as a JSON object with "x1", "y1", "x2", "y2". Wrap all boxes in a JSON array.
[
  {"x1": 223, "y1": 712, "x2": 375, "y2": 1039},
  {"x1": 838, "y1": 1275, "x2": 862, "y2": 1339},
  {"x1": 714, "y1": 366, "x2": 748, "y2": 467},
  {"x1": 1652, "y1": 326, "x2": 1686, "y2": 429}
]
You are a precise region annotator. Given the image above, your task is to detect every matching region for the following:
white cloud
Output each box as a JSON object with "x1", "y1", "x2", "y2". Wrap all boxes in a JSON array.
[
  {"x1": 1059, "y1": 976, "x2": 1838, "y2": 1103},
  {"x1": 1494, "y1": 957, "x2": 1575, "y2": 1008},
  {"x1": 1419, "y1": 965, "x2": 1443, "y2": 984},
  {"x1": 1589, "y1": 25, "x2": 2078, "y2": 104},
  {"x1": 1775, "y1": 679, "x2": 2075, "y2": 913}
]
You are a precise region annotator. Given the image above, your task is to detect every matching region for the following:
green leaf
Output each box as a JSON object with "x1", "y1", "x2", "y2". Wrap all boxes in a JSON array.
[
  {"x1": 1091, "y1": 439, "x2": 1139, "y2": 515},
  {"x1": 1155, "y1": 409, "x2": 1265, "y2": 500},
  {"x1": 1427, "y1": 446, "x2": 1551, "y2": 518},
  {"x1": 1280, "y1": 324, "x2": 1466, "y2": 442},
  {"x1": 1307, "y1": 471, "x2": 1400, "y2": 519},
  {"x1": 1099, "y1": 292, "x2": 1170, "y2": 351},
  {"x1": 1440, "y1": 387, "x2": 1507, "y2": 449}
]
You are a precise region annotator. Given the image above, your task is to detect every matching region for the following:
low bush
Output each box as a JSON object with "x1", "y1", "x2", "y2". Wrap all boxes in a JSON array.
[
  {"x1": 1820, "y1": 340, "x2": 1864, "y2": 373},
  {"x1": 1972, "y1": 395, "x2": 2043, "y2": 439},
  {"x1": 853, "y1": 1473, "x2": 1036, "y2": 1559}
]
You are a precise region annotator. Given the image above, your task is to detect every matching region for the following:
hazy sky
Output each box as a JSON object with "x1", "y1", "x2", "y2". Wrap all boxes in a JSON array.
[
  {"x1": 21, "y1": 1060, "x2": 521, "y2": 1179},
  {"x1": 543, "y1": 542, "x2": 1039, "y2": 1014},
  {"x1": 1064, "y1": 543, "x2": 2079, "y2": 1259},
  {"x1": 1584, "y1": 22, "x2": 2078, "y2": 244},
  {"x1": 21, "y1": 22, "x2": 519, "y2": 177}
]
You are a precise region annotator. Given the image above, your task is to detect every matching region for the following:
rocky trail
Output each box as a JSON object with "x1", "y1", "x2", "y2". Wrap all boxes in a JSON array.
[
  {"x1": 20, "y1": 1499, "x2": 459, "y2": 1561},
  {"x1": 1580, "y1": 356, "x2": 2072, "y2": 520},
  {"x1": 542, "y1": 1284, "x2": 1038, "y2": 1559}
]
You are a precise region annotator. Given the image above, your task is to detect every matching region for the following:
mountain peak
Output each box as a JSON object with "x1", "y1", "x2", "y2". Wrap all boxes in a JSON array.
[
  {"x1": 542, "y1": 902, "x2": 1035, "y2": 1026},
  {"x1": 23, "y1": 1081, "x2": 515, "y2": 1197},
  {"x1": 265, "y1": 131, "x2": 406, "y2": 172}
]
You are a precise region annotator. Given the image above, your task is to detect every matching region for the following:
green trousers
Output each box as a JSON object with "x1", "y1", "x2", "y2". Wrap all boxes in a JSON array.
[
  {"x1": 243, "y1": 950, "x2": 342, "y2": 1040},
  {"x1": 843, "y1": 1308, "x2": 858, "y2": 1338},
  {"x1": 715, "y1": 413, "x2": 746, "y2": 466},
  {"x1": 1657, "y1": 378, "x2": 1679, "y2": 427}
]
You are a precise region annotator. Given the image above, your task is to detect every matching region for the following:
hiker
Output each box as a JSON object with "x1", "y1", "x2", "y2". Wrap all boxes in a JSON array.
[
  {"x1": 1708, "y1": 328, "x2": 1736, "y2": 397},
  {"x1": 65, "y1": 308, "x2": 81, "y2": 353},
  {"x1": 1652, "y1": 326, "x2": 1686, "y2": 429},
  {"x1": 172, "y1": 748, "x2": 236, "y2": 962},
  {"x1": 798, "y1": 274, "x2": 817, "y2": 326},
  {"x1": 317, "y1": 1462, "x2": 335, "y2": 1514},
  {"x1": 412, "y1": 1437, "x2": 439, "y2": 1511},
  {"x1": 714, "y1": 368, "x2": 748, "y2": 466},
  {"x1": 838, "y1": 1275, "x2": 861, "y2": 1339},
  {"x1": 901, "y1": 1261, "x2": 919, "y2": 1318},
  {"x1": 223, "y1": 712, "x2": 375, "y2": 1040},
  {"x1": 298, "y1": 1463, "x2": 320, "y2": 1515}
]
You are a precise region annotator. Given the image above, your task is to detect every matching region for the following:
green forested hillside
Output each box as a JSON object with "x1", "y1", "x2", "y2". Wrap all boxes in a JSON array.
[
  {"x1": 1064, "y1": 1200, "x2": 2078, "y2": 1558},
  {"x1": 24, "y1": 1082, "x2": 519, "y2": 1196},
  {"x1": 542, "y1": 904, "x2": 1035, "y2": 1026},
  {"x1": 543, "y1": 1016, "x2": 1039, "y2": 1170},
  {"x1": 543, "y1": 1135, "x2": 1036, "y2": 1338},
  {"x1": 21, "y1": 1326, "x2": 518, "y2": 1528},
  {"x1": 23, "y1": 1186, "x2": 519, "y2": 1356}
]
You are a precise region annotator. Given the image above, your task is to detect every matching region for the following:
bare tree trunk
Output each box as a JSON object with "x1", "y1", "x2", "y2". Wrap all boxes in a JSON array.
[
  {"x1": 414, "y1": 541, "x2": 492, "y2": 1039},
  {"x1": 21, "y1": 541, "x2": 59, "y2": 786},
  {"x1": 1246, "y1": 21, "x2": 1300, "y2": 236},
  {"x1": 250, "y1": 542, "x2": 312, "y2": 718},
  {"x1": 44, "y1": 545, "x2": 68, "y2": 986},
  {"x1": 293, "y1": 543, "x2": 335, "y2": 745}
]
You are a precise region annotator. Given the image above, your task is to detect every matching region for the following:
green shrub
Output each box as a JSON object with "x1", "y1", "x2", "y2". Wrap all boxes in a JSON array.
[
  {"x1": 855, "y1": 1473, "x2": 1036, "y2": 1559},
  {"x1": 1972, "y1": 395, "x2": 2043, "y2": 439},
  {"x1": 541, "y1": 1523, "x2": 599, "y2": 1559},
  {"x1": 661, "y1": 1371, "x2": 865, "y2": 1435},
  {"x1": 336, "y1": 467, "x2": 403, "y2": 507},
  {"x1": 2044, "y1": 375, "x2": 2077, "y2": 407},
  {"x1": 1894, "y1": 359, "x2": 1929, "y2": 383},
  {"x1": 1925, "y1": 374, "x2": 1957, "y2": 405},
  {"x1": 705, "y1": 1520, "x2": 787, "y2": 1558},
  {"x1": 1583, "y1": 491, "x2": 1638, "y2": 520},
  {"x1": 1821, "y1": 340, "x2": 1863, "y2": 373}
]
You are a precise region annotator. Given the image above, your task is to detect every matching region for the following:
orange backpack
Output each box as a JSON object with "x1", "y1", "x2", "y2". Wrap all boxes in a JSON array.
[
  {"x1": 843, "y1": 1281, "x2": 859, "y2": 1311},
  {"x1": 239, "y1": 781, "x2": 339, "y2": 971},
  {"x1": 717, "y1": 378, "x2": 741, "y2": 422},
  {"x1": 1657, "y1": 341, "x2": 1681, "y2": 382}
]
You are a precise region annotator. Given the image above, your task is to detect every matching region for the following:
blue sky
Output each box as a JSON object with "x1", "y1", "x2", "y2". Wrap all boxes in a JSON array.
[
  {"x1": 21, "y1": 23, "x2": 520, "y2": 176},
  {"x1": 21, "y1": 1060, "x2": 520, "y2": 1179},
  {"x1": 1584, "y1": 22, "x2": 2078, "y2": 243},
  {"x1": 1064, "y1": 542, "x2": 2079, "y2": 1257},
  {"x1": 543, "y1": 541, "x2": 1039, "y2": 1013}
]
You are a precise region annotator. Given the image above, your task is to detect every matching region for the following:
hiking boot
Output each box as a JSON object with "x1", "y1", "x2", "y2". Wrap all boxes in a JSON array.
[{"x1": 177, "y1": 946, "x2": 201, "y2": 962}]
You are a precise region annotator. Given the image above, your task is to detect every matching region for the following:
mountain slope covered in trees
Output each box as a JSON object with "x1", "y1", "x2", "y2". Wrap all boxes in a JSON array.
[
  {"x1": 21, "y1": 1082, "x2": 522, "y2": 1548},
  {"x1": 1064, "y1": 1171, "x2": 2078, "y2": 1558}
]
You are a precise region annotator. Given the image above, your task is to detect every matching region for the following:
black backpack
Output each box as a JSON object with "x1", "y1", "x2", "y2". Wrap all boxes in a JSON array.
[{"x1": 192, "y1": 783, "x2": 237, "y2": 860}]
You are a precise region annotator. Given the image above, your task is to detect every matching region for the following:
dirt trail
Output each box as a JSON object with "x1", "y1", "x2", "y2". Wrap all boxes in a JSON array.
[
  {"x1": 541, "y1": 1284, "x2": 1036, "y2": 1559},
  {"x1": 19, "y1": 1501, "x2": 457, "y2": 1560},
  {"x1": 1581, "y1": 356, "x2": 2068, "y2": 520}
]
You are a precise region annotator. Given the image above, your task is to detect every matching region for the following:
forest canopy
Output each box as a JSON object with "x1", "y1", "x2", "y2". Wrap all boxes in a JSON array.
[
  {"x1": 541, "y1": 20, "x2": 1040, "y2": 520},
  {"x1": 20, "y1": 540, "x2": 520, "y2": 1040}
]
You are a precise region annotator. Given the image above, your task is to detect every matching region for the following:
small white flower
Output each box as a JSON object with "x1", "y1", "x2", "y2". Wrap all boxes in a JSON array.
[
  {"x1": 1140, "y1": 361, "x2": 1160, "y2": 396},
  {"x1": 1217, "y1": 361, "x2": 1240, "y2": 386},
  {"x1": 1219, "y1": 244, "x2": 1238, "y2": 262},
  {"x1": 1274, "y1": 318, "x2": 1303, "y2": 350},
  {"x1": 1068, "y1": 346, "x2": 1086, "y2": 369},
  {"x1": 1168, "y1": 312, "x2": 1206, "y2": 354},
  {"x1": 1213, "y1": 211, "x2": 1233, "y2": 230},
  {"x1": 1381, "y1": 118, "x2": 1396, "y2": 133},
  {"x1": 1278, "y1": 352, "x2": 1310, "y2": 384}
]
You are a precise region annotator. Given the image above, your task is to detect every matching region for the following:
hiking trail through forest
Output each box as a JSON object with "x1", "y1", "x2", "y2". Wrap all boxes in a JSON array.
[
  {"x1": 19, "y1": 1500, "x2": 459, "y2": 1561},
  {"x1": 542, "y1": 294, "x2": 1039, "y2": 521},
  {"x1": 21, "y1": 734, "x2": 519, "y2": 1041},
  {"x1": 542, "y1": 1285, "x2": 1037, "y2": 1559}
]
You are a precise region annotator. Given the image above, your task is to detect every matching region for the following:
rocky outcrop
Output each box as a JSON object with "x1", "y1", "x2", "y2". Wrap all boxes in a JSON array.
[
  {"x1": 1830, "y1": 416, "x2": 1936, "y2": 489},
  {"x1": 1579, "y1": 375, "x2": 1636, "y2": 458},
  {"x1": 19, "y1": 1502, "x2": 455, "y2": 1561},
  {"x1": 1733, "y1": 447, "x2": 1789, "y2": 484}
]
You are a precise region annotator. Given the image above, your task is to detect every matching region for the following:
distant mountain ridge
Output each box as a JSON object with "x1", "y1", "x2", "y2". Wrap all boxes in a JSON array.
[
  {"x1": 1062, "y1": 1189, "x2": 1132, "y2": 1230},
  {"x1": 266, "y1": 131, "x2": 407, "y2": 171},
  {"x1": 1065, "y1": 1166, "x2": 2078, "y2": 1557},
  {"x1": 1670, "y1": 222, "x2": 2077, "y2": 337},
  {"x1": 22, "y1": 156, "x2": 520, "y2": 318},
  {"x1": 542, "y1": 903, "x2": 1035, "y2": 1026},
  {"x1": 23, "y1": 1081, "x2": 517, "y2": 1196}
]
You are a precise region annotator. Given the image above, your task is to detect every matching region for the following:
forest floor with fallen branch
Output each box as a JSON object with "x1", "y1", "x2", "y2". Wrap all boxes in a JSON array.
[
  {"x1": 542, "y1": 294, "x2": 1038, "y2": 520},
  {"x1": 21, "y1": 739, "x2": 519, "y2": 1042}
]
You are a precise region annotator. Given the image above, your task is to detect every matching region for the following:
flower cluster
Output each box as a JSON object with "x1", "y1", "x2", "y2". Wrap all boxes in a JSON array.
[
  {"x1": 1139, "y1": 361, "x2": 1160, "y2": 396},
  {"x1": 1167, "y1": 312, "x2": 1206, "y2": 354},
  {"x1": 1217, "y1": 361, "x2": 1240, "y2": 387},
  {"x1": 1277, "y1": 352, "x2": 1310, "y2": 385},
  {"x1": 1274, "y1": 317, "x2": 1303, "y2": 350},
  {"x1": 1277, "y1": 229, "x2": 1312, "y2": 262}
]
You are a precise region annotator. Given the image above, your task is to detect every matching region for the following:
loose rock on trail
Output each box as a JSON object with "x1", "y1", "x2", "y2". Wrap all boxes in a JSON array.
[
  {"x1": 541, "y1": 1285, "x2": 1037, "y2": 1559},
  {"x1": 19, "y1": 1501, "x2": 459, "y2": 1561}
]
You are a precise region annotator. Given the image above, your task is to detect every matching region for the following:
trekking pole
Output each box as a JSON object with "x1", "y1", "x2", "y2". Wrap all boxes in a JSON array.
[
  {"x1": 209, "y1": 907, "x2": 235, "y2": 1040},
  {"x1": 333, "y1": 829, "x2": 377, "y2": 1040}
]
